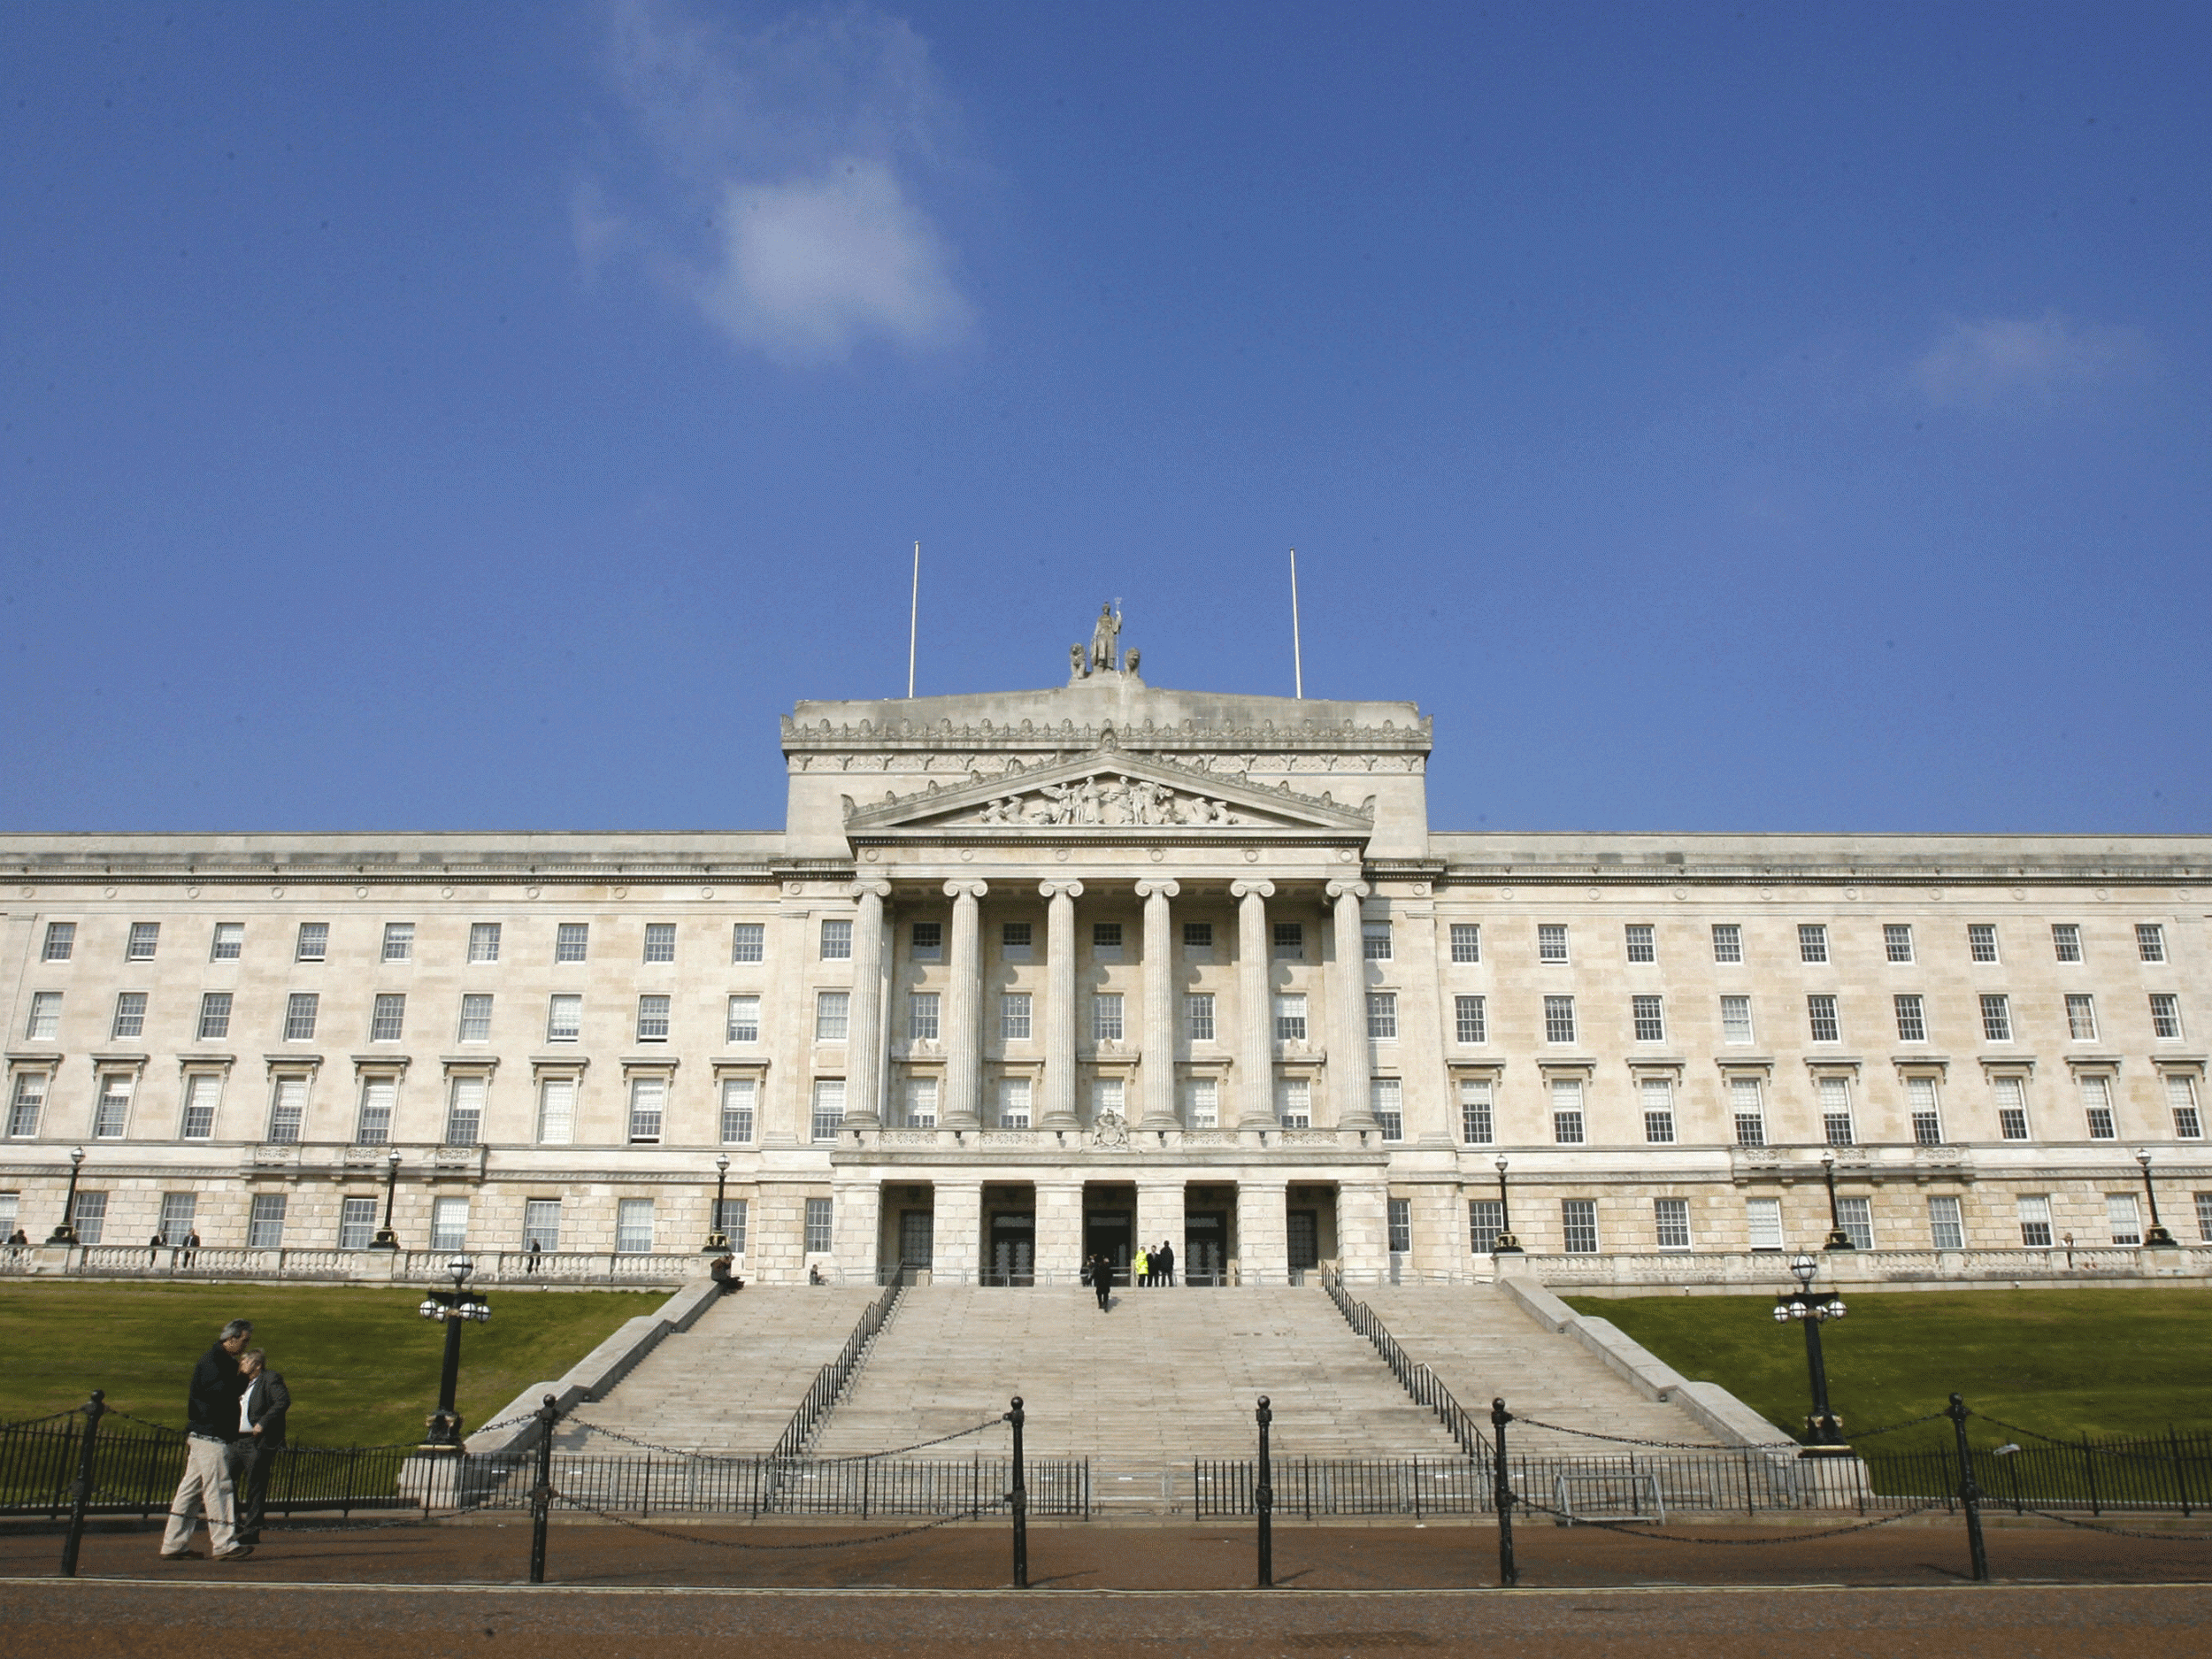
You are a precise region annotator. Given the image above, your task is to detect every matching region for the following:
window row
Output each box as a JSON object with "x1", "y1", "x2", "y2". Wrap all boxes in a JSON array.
[
  {"x1": 1445, "y1": 990, "x2": 2190, "y2": 1050},
  {"x1": 33, "y1": 919, "x2": 773, "y2": 967},
  {"x1": 1436, "y1": 919, "x2": 2174, "y2": 968}
]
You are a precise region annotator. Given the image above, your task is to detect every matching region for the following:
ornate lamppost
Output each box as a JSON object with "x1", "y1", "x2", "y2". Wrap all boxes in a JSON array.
[
  {"x1": 2135, "y1": 1149, "x2": 2178, "y2": 1248},
  {"x1": 417, "y1": 1255, "x2": 491, "y2": 1450},
  {"x1": 1820, "y1": 1148, "x2": 1855, "y2": 1251},
  {"x1": 1491, "y1": 1156, "x2": 1522, "y2": 1255},
  {"x1": 1772, "y1": 1252, "x2": 1851, "y2": 1455},
  {"x1": 369, "y1": 1147, "x2": 403, "y2": 1250},
  {"x1": 45, "y1": 1146, "x2": 87, "y2": 1245},
  {"x1": 703, "y1": 1154, "x2": 733, "y2": 1253}
]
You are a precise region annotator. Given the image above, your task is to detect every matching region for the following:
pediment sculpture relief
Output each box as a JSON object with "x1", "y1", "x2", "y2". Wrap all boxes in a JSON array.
[{"x1": 964, "y1": 773, "x2": 1248, "y2": 827}]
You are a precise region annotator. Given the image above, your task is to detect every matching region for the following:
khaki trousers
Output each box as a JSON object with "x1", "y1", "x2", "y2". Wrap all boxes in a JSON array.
[{"x1": 161, "y1": 1434, "x2": 238, "y2": 1555}]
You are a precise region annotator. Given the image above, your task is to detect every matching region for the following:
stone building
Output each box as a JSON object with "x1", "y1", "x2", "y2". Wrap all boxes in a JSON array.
[{"x1": 4, "y1": 626, "x2": 2208, "y2": 1284}]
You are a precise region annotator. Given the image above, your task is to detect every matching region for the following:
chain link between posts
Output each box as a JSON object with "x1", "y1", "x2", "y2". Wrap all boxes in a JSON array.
[
  {"x1": 546, "y1": 1487, "x2": 1005, "y2": 1550},
  {"x1": 1512, "y1": 1493, "x2": 1949, "y2": 1545},
  {"x1": 560, "y1": 1415, "x2": 1003, "y2": 1463}
]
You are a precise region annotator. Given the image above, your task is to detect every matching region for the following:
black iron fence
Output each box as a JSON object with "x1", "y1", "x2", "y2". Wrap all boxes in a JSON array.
[{"x1": 1863, "y1": 1429, "x2": 2210, "y2": 1517}]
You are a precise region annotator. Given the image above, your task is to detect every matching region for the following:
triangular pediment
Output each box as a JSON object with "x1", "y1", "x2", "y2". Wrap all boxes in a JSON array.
[{"x1": 843, "y1": 749, "x2": 1373, "y2": 835}]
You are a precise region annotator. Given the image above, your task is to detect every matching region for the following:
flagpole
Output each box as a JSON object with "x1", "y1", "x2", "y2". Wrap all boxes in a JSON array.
[
  {"x1": 907, "y1": 541, "x2": 919, "y2": 698},
  {"x1": 1289, "y1": 547, "x2": 1304, "y2": 699}
]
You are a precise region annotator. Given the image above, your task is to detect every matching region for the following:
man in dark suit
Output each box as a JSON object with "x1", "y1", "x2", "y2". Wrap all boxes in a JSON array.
[{"x1": 230, "y1": 1348, "x2": 290, "y2": 1547}]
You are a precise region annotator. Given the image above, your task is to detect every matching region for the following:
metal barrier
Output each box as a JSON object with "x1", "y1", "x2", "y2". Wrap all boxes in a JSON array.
[{"x1": 770, "y1": 1278, "x2": 902, "y2": 1462}]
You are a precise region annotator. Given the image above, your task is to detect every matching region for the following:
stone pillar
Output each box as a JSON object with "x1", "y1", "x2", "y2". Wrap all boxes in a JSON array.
[
  {"x1": 1231, "y1": 879, "x2": 1277, "y2": 1128},
  {"x1": 1136, "y1": 1179, "x2": 1187, "y2": 1280},
  {"x1": 1134, "y1": 878, "x2": 1181, "y2": 1129},
  {"x1": 843, "y1": 881, "x2": 893, "y2": 1129},
  {"x1": 941, "y1": 880, "x2": 988, "y2": 1130},
  {"x1": 933, "y1": 1180, "x2": 982, "y2": 1284},
  {"x1": 1327, "y1": 879, "x2": 1376, "y2": 1130},
  {"x1": 829, "y1": 1178, "x2": 882, "y2": 1287},
  {"x1": 1039, "y1": 880, "x2": 1085, "y2": 1130},
  {"x1": 1235, "y1": 1179, "x2": 1288, "y2": 1286},
  {"x1": 1034, "y1": 1179, "x2": 1085, "y2": 1284},
  {"x1": 1335, "y1": 1179, "x2": 1390, "y2": 1287}
]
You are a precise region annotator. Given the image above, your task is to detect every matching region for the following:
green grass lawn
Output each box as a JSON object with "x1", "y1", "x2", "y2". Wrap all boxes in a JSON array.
[
  {"x1": 1, "y1": 1283, "x2": 665, "y2": 1447},
  {"x1": 1564, "y1": 1285, "x2": 2212, "y2": 1451}
]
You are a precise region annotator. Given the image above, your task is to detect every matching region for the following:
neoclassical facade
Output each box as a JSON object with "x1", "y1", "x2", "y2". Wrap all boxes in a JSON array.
[{"x1": 4, "y1": 637, "x2": 2208, "y2": 1283}]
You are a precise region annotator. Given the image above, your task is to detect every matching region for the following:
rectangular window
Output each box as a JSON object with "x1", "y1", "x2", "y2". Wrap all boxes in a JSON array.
[
  {"x1": 42, "y1": 922, "x2": 74, "y2": 962},
  {"x1": 354, "y1": 1077, "x2": 396, "y2": 1146},
  {"x1": 2138, "y1": 923, "x2": 2168, "y2": 964},
  {"x1": 1544, "y1": 995, "x2": 1577, "y2": 1045},
  {"x1": 1721, "y1": 995, "x2": 1755, "y2": 1045},
  {"x1": 1731, "y1": 1076, "x2": 1766, "y2": 1147},
  {"x1": 1450, "y1": 923, "x2": 1481, "y2": 964},
  {"x1": 909, "y1": 992, "x2": 941, "y2": 1042},
  {"x1": 1894, "y1": 993, "x2": 1927, "y2": 1042},
  {"x1": 381, "y1": 923, "x2": 414, "y2": 963},
  {"x1": 111, "y1": 991, "x2": 147, "y2": 1041},
  {"x1": 285, "y1": 992, "x2": 319, "y2": 1041},
  {"x1": 1654, "y1": 1197, "x2": 1691, "y2": 1251},
  {"x1": 1366, "y1": 992, "x2": 1399, "y2": 1041},
  {"x1": 719, "y1": 1077, "x2": 757, "y2": 1142},
  {"x1": 1183, "y1": 1076, "x2": 1218, "y2": 1129},
  {"x1": 1968, "y1": 924, "x2": 2000, "y2": 964},
  {"x1": 5, "y1": 1073, "x2": 44, "y2": 1138},
  {"x1": 1182, "y1": 993, "x2": 1212, "y2": 1042},
  {"x1": 1454, "y1": 994, "x2": 1486, "y2": 1044},
  {"x1": 2066, "y1": 994, "x2": 2098, "y2": 1041},
  {"x1": 1551, "y1": 1078, "x2": 1586, "y2": 1144},
  {"x1": 211, "y1": 923, "x2": 243, "y2": 961},
  {"x1": 616, "y1": 1198, "x2": 655, "y2": 1255},
  {"x1": 468, "y1": 922, "x2": 502, "y2": 964},
  {"x1": 815, "y1": 991, "x2": 850, "y2": 1042},
  {"x1": 731, "y1": 923, "x2": 764, "y2": 964},
  {"x1": 248, "y1": 1194, "x2": 286, "y2": 1250},
  {"x1": 1819, "y1": 1075, "x2": 1854, "y2": 1146},
  {"x1": 431, "y1": 1196, "x2": 469, "y2": 1252},
  {"x1": 68, "y1": 1191, "x2": 107, "y2": 1245},
  {"x1": 2018, "y1": 1194, "x2": 2055, "y2": 1248},
  {"x1": 1000, "y1": 992, "x2": 1033, "y2": 1041},
  {"x1": 546, "y1": 994, "x2": 582, "y2": 1043},
  {"x1": 1798, "y1": 924, "x2": 1829, "y2": 964},
  {"x1": 815, "y1": 917, "x2": 854, "y2": 962},
  {"x1": 2080, "y1": 1073, "x2": 2116, "y2": 1139},
  {"x1": 94, "y1": 1075, "x2": 131, "y2": 1139},
  {"x1": 1994, "y1": 1074, "x2": 2031, "y2": 1141},
  {"x1": 996, "y1": 1076, "x2": 1032, "y2": 1129},
  {"x1": 634, "y1": 995, "x2": 671, "y2": 1042},
  {"x1": 2102, "y1": 1191, "x2": 2144, "y2": 1247},
  {"x1": 370, "y1": 994, "x2": 405, "y2": 1042},
  {"x1": 196, "y1": 992, "x2": 231, "y2": 1041},
  {"x1": 295, "y1": 923, "x2": 327, "y2": 962},
  {"x1": 1094, "y1": 992, "x2": 1125, "y2": 1043},
  {"x1": 1272, "y1": 922, "x2": 1303, "y2": 961},
  {"x1": 1631, "y1": 994, "x2": 1665, "y2": 1043},
  {"x1": 1837, "y1": 1196, "x2": 1875, "y2": 1251},
  {"x1": 810, "y1": 1079, "x2": 845, "y2": 1141},
  {"x1": 445, "y1": 1075, "x2": 486, "y2": 1146},
  {"x1": 1711, "y1": 923, "x2": 1743, "y2": 964},
  {"x1": 1928, "y1": 1194, "x2": 1965, "y2": 1251},
  {"x1": 1273, "y1": 1077, "x2": 1310, "y2": 1128},
  {"x1": 457, "y1": 993, "x2": 492, "y2": 1044},
  {"x1": 716, "y1": 1197, "x2": 749, "y2": 1254},
  {"x1": 1641, "y1": 1077, "x2": 1676, "y2": 1144},
  {"x1": 1092, "y1": 922, "x2": 1124, "y2": 960},
  {"x1": 804, "y1": 1196, "x2": 833, "y2": 1254},
  {"x1": 536, "y1": 1077, "x2": 576, "y2": 1145},
  {"x1": 910, "y1": 921, "x2": 942, "y2": 962},
  {"x1": 158, "y1": 1193, "x2": 196, "y2": 1248},
  {"x1": 1806, "y1": 994, "x2": 1839, "y2": 1043},
  {"x1": 1468, "y1": 1198, "x2": 1504, "y2": 1255},
  {"x1": 1747, "y1": 1197, "x2": 1784, "y2": 1251},
  {"x1": 1180, "y1": 921, "x2": 1211, "y2": 954},
  {"x1": 643, "y1": 923, "x2": 676, "y2": 963},
  {"x1": 1003, "y1": 921, "x2": 1034, "y2": 960},
  {"x1": 127, "y1": 921, "x2": 160, "y2": 960},
  {"x1": 1371, "y1": 1077, "x2": 1403, "y2": 1141},
  {"x1": 1980, "y1": 994, "x2": 2013, "y2": 1043},
  {"x1": 1386, "y1": 1196, "x2": 1412, "y2": 1254},
  {"x1": 26, "y1": 993, "x2": 61, "y2": 1041},
  {"x1": 2052, "y1": 924, "x2": 2082, "y2": 963},
  {"x1": 904, "y1": 1076, "x2": 938, "y2": 1128},
  {"x1": 2150, "y1": 994, "x2": 2185, "y2": 1041},
  {"x1": 1458, "y1": 1078, "x2": 1494, "y2": 1144},
  {"x1": 726, "y1": 995, "x2": 760, "y2": 1044},
  {"x1": 627, "y1": 1076, "x2": 666, "y2": 1142},
  {"x1": 267, "y1": 1076, "x2": 306, "y2": 1144},
  {"x1": 1624, "y1": 923, "x2": 1655, "y2": 964},
  {"x1": 1363, "y1": 921, "x2": 1393, "y2": 961},
  {"x1": 1273, "y1": 994, "x2": 1308, "y2": 1043},
  {"x1": 557, "y1": 923, "x2": 590, "y2": 963},
  {"x1": 2197, "y1": 1193, "x2": 2212, "y2": 1245},
  {"x1": 1908, "y1": 1076, "x2": 1944, "y2": 1145},
  {"x1": 1538, "y1": 924, "x2": 1570, "y2": 964},
  {"x1": 1884, "y1": 924, "x2": 1915, "y2": 964},
  {"x1": 2168, "y1": 1074, "x2": 2203, "y2": 1140},
  {"x1": 1561, "y1": 1198, "x2": 1598, "y2": 1255},
  {"x1": 523, "y1": 1198, "x2": 562, "y2": 1252},
  {"x1": 180, "y1": 1073, "x2": 221, "y2": 1140}
]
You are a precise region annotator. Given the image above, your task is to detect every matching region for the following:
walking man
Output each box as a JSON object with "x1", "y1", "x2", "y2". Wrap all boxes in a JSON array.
[
  {"x1": 161, "y1": 1318, "x2": 254, "y2": 1560},
  {"x1": 230, "y1": 1348, "x2": 290, "y2": 1547},
  {"x1": 1157, "y1": 1239, "x2": 1176, "y2": 1286}
]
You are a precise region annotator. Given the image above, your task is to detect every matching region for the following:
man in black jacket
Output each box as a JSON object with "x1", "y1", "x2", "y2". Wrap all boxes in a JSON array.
[
  {"x1": 230, "y1": 1348, "x2": 290, "y2": 1547},
  {"x1": 160, "y1": 1318, "x2": 253, "y2": 1561}
]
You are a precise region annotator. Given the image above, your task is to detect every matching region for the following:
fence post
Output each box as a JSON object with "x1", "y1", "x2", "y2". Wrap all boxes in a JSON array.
[
  {"x1": 528, "y1": 1393, "x2": 557, "y2": 1586},
  {"x1": 58, "y1": 1390, "x2": 106, "y2": 1578},
  {"x1": 2171, "y1": 1425, "x2": 2193, "y2": 1518},
  {"x1": 1947, "y1": 1394, "x2": 1989, "y2": 1584},
  {"x1": 1255, "y1": 1395, "x2": 1274, "y2": 1589},
  {"x1": 1491, "y1": 1396, "x2": 1517, "y2": 1589},
  {"x1": 2082, "y1": 1433, "x2": 2100, "y2": 1517},
  {"x1": 1006, "y1": 1395, "x2": 1028, "y2": 1588}
]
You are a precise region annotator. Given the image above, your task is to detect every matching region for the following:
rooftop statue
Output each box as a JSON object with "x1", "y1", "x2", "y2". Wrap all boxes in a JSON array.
[{"x1": 1071, "y1": 602, "x2": 1125, "y2": 678}]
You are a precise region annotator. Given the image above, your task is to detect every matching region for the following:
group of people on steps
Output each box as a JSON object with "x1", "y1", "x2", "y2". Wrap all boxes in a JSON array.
[{"x1": 1081, "y1": 1240, "x2": 1177, "y2": 1310}]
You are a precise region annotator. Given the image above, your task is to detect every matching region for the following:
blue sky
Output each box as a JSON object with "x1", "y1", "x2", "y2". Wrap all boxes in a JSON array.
[{"x1": 4, "y1": 3, "x2": 2206, "y2": 835}]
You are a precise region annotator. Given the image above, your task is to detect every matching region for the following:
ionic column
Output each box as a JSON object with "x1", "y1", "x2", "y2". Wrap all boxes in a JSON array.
[
  {"x1": 1134, "y1": 878, "x2": 1181, "y2": 1128},
  {"x1": 1328, "y1": 879, "x2": 1377, "y2": 1130},
  {"x1": 1231, "y1": 879, "x2": 1277, "y2": 1129},
  {"x1": 843, "y1": 881, "x2": 894, "y2": 1130},
  {"x1": 1039, "y1": 880, "x2": 1085, "y2": 1129},
  {"x1": 942, "y1": 879, "x2": 988, "y2": 1130}
]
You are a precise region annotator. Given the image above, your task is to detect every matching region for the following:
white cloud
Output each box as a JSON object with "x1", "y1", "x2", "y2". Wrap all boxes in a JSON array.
[{"x1": 1912, "y1": 312, "x2": 2153, "y2": 412}]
